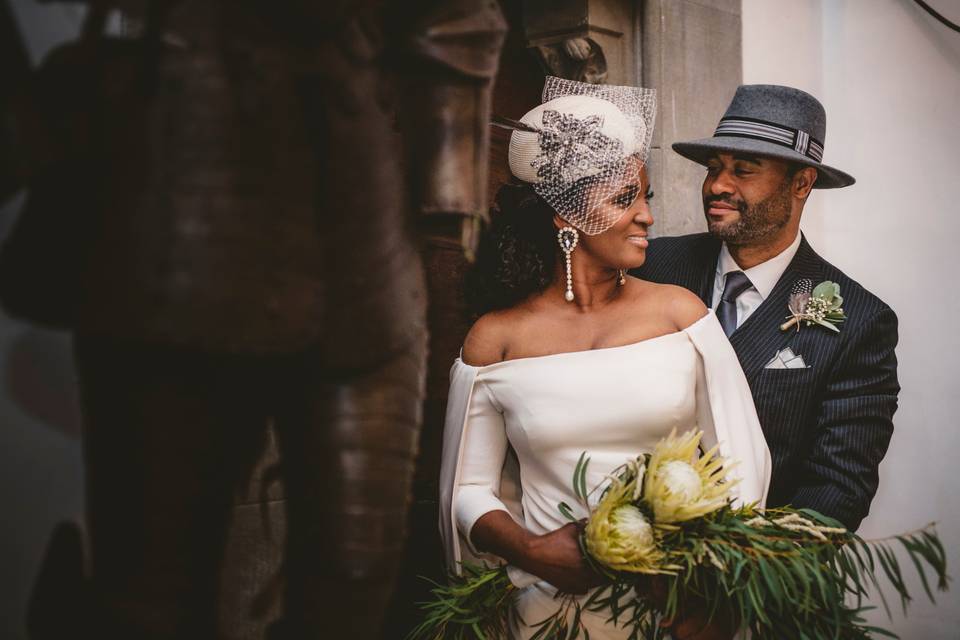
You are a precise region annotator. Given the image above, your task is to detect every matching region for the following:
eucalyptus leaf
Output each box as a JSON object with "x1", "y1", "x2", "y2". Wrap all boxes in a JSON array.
[
  {"x1": 814, "y1": 319, "x2": 841, "y2": 332},
  {"x1": 813, "y1": 281, "x2": 840, "y2": 300}
]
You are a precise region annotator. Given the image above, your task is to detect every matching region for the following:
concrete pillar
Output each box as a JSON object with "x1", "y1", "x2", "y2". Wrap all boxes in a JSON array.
[{"x1": 641, "y1": 0, "x2": 742, "y2": 237}]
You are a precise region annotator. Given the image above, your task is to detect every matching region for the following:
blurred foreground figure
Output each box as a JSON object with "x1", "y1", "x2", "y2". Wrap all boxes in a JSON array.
[{"x1": 0, "y1": 0, "x2": 504, "y2": 637}]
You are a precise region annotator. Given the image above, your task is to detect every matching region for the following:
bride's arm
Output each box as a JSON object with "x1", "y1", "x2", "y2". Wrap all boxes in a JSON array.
[
  {"x1": 452, "y1": 380, "x2": 512, "y2": 544},
  {"x1": 452, "y1": 378, "x2": 600, "y2": 593},
  {"x1": 661, "y1": 278, "x2": 771, "y2": 505},
  {"x1": 663, "y1": 297, "x2": 766, "y2": 639},
  {"x1": 688, "y1": 312, "x2": 772, "y2": 507},
  {"x1": 470, "y1": 513, "x2": 599, "y2": 594}
]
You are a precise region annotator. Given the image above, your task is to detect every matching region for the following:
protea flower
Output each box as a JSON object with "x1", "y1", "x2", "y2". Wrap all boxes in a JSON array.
[
  {"x1": 644, "y1": 429, "x2": 736, "y2": 524},
  {"x1": 584, "y1": 461, "x2": 671, "y2": 574}
]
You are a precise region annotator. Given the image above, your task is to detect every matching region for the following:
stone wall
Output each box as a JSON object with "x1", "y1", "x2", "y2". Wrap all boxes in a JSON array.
[{"x1": 641, "y1": 0, "x2": 742, "y2": 238}]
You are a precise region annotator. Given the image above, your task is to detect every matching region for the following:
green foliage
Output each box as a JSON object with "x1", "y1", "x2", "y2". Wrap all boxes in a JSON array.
[
  {"x1": 647, "y1": 507, "x2": 948, "y2": 639},
  {"x1": 407, "y1": 563, "x2": 516, "y2": 640},
  {"x1": 812, "y1": 281, "x2": 840, "y2": 300},
  {"x1": 412, "y1": 507, "x2": 948, "y2": 639},
  {"x1": 415, "y1": 443, "x2": 948, "y2": 638},
  {"x1": 526, "y1": 595, "x2": 588, "y2": 640}
]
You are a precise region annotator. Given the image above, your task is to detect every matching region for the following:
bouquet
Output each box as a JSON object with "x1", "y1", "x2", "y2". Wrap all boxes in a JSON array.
[{"x1": 411, "y1": 430, "x2": 948, "y2": 639}]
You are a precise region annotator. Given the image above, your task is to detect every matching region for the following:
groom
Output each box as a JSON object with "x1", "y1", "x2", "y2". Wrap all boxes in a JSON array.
[{"x1": 634, "y1": 85, "x2": 899, "y2": 531}]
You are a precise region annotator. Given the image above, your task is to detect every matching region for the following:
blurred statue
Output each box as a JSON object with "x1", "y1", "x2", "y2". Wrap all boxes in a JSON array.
[
  {"x1": 534, "y1": 37, "x2": 608, "y2": 84},
  {"x1": 0, "y1": 0, "x2": 505, "y2": 638}
]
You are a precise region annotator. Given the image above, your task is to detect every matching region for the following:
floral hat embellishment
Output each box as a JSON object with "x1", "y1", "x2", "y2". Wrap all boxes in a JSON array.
[
  {"x1": 780, "y1": 279, "x2": 847, "y2": 333},
  {"x1": 531, "y1": 110, "x2": 625, "y2": 186}
]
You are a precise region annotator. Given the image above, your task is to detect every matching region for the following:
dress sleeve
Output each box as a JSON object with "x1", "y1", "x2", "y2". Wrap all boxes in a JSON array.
[
  {"x1": 438, "y1": 360, "x2": 511, "y2": 572},
  {"x1": 686, "y1": 313, "x2": 772, "y2": 508},
  {"x1": 454, "y1": 380, "x2": 512, "y2": 547}
]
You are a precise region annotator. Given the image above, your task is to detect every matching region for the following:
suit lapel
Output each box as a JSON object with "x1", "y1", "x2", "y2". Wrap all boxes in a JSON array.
[
  {"x1": 692, "y1": 235, "x2": 722, "y2": 306},
  {"x1": 728, "y1": 235, "x2": 826, "y2": 380}
]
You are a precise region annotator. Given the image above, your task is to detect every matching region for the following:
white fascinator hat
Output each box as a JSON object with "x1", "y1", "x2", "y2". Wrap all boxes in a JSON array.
[{"x1": 502, "y1": 77, "x2": 656, "y2": 235}]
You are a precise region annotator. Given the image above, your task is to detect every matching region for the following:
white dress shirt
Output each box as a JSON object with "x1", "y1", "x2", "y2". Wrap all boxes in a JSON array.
[{"x1": 711, "y1": 232, "x2": 802, "y2": 329}]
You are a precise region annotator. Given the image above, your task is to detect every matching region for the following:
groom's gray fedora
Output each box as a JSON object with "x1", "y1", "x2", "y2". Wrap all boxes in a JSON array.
[{"x1": 672, "y1": 84, "x2": 855, "y2": 189}]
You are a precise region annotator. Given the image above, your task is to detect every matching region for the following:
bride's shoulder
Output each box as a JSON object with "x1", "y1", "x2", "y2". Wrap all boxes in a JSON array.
[
  {"x1": 462, "y1": 309, "x2": 515, "y2": 367},
  {"x1": 629, "y1": 280, "x2": 707, "y2": 331}
]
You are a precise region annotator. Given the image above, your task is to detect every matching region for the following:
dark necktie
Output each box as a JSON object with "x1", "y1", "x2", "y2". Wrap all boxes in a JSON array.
[{"x1": 717, "y1": 271, "x2": 753, "y2": 337}]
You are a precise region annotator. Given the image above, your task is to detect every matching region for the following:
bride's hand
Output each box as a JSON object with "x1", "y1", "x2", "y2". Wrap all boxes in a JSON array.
[
  {"x1": 469, "y1": 512, "x2": 601, "y2": 594},
  {"x1": 523, "y1": 522, "x2": 603, "y2": 594}
]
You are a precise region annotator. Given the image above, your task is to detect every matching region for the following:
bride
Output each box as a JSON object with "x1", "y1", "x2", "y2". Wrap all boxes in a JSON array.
[{"x1": 438, "y1": 77, "x2": 772, "y2": 639}]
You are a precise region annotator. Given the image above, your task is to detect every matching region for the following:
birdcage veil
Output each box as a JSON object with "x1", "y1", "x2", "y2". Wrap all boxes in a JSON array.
[{"x1": 506, "y1": 76, "x2": 657, "y2": 235}]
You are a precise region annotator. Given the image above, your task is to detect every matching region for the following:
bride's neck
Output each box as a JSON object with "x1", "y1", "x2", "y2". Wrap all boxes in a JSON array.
[{"x1": 550, "y1": 258, "x2": 621, "y2": 311}]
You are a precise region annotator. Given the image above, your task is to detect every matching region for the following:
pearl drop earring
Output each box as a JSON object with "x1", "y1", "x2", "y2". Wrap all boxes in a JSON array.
[
  {"x1": 618, "y1": 269, "x2": 626, "y2": 286},
  {"x1": 557, "y1": 226, "x2": 579, "y2": 302}
]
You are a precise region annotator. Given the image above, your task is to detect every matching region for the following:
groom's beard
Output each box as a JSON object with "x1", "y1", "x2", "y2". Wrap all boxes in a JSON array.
[{"x1": 704, "y1": 180, "x2": 792, "y2": 246}]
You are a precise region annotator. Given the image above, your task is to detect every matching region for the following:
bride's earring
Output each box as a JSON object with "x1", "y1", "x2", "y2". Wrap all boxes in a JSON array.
[
  {"x1": 558, "y1": 226, "x2": 579, "y2": 302},
  {"x1": 618, "y1": 269, "x2": 627, "y2": 286}
]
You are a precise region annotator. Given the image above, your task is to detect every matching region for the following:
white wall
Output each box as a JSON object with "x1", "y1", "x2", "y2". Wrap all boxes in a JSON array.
[{"x1": 743, "y1": 0, "x2": 960, "y2": 637}]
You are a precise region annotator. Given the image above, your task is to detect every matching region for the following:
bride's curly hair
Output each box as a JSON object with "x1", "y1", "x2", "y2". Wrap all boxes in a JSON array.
[{"x1": 464, "y1": 182, "x2": 559, "y2": 317}]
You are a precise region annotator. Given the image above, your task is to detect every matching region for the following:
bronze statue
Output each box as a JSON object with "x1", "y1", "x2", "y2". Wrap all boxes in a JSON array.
[{"x1": 0, "y1": 0, "x2": 504, "y2": 637}]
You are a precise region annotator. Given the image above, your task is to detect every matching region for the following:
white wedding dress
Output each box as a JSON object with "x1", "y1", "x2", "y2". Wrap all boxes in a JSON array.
[{"x1": 438, "y1": 312, "x2": 771, "y2": 639}]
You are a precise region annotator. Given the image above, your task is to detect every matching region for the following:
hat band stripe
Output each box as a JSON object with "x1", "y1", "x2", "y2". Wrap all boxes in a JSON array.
[
  {"x1": 714, "y1": 117, "x2": 824, "y2": 162},
  {"x1": 808, "y1": 139, "x2": 824, "y2": 162},
  {"x1": 715, "y1": 120, "x2": 793, "y2": 144}
]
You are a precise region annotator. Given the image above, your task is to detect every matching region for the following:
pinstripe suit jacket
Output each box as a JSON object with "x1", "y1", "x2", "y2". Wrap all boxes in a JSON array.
[{"x1": 632, "y1": 233, "x2": 899, "y2": 531}]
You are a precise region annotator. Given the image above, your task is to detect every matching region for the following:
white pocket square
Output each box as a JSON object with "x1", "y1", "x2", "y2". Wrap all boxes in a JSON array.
[{"x1": 765, "y1": 348, "x2": 809, "y2": 369}]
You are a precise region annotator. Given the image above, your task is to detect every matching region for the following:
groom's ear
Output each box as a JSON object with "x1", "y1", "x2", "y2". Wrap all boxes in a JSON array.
[{"x1": 792, "y1": 166, "x2": 818, "y2": 200}]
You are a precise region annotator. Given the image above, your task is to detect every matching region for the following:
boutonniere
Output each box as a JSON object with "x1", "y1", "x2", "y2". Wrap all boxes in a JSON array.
[{"x1": 780, "y1": 279, "x2": 847, "y2": 333}]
